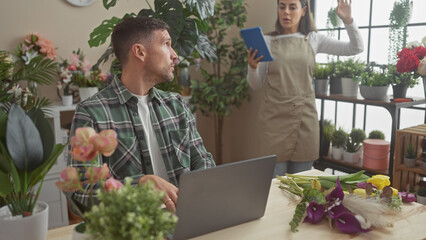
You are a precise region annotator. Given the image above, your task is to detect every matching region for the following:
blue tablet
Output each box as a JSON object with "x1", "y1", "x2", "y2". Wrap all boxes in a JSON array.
[{"x1": 240, "y1": 27, "x2": 274, "y2": 62}]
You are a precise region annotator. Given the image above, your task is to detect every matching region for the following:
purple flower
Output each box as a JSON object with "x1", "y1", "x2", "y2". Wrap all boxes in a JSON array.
[
  {"x1": 398, "y1": 192, "x2": 416, "y2": 203},
  {"x1": 356, "y1": 182, "x2": 376, "y2": 189},
  {"x1": 304, "y1": 201, "x2": 326, "y2": 224},
  {"x1": 335, "y1": 212, "x2": 370, "y2": 234},
  {"x1": 326, "y1": 177, "x2": 344, "y2": 202}
]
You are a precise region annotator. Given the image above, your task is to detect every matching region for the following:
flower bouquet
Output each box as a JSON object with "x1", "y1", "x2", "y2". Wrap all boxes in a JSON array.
[
  {"x1": 56, "y1": 127, "x2": 177, "y2": 239},
  {"x1": 278, "y1": 171, "x2": 405, "y2": 234},
  {"x1": 396, "y1": 36, "x2": 426, "y2": 77}
]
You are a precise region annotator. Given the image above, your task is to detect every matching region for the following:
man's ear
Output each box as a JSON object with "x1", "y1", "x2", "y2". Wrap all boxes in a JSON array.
[{"x1": 131, "y1": 43, "x2": 146, "y2": 62}]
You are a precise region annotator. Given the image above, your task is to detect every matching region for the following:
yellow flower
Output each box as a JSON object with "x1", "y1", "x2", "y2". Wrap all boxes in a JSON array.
[
  {"x1": 390, "y1": 187, "x2": 398, "y2": 196},
  {"x1": 311, "y1": 179, "x2": 321, "y2": 190},
  {"x1": 353, "y1": 188, "x2": 367, "y2": 196},
  {"x1": 367, "y1": 175, "x2": 390, "y2": 190}
]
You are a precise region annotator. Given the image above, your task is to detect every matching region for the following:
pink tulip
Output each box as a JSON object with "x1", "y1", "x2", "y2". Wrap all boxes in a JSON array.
[
  {"x1": 56, "y1": 167, "x2": 82, "y2": 192},
  {"x1": 70, "y1": 127, "x2": 98, "y2": 162},
  {"x1": 92, "y1": 129, "x2": 118, "y2": 156},
  {"x1": 81, "y1": 59, "x2": 92, "y2": 72},
  {"x1": 104, "y1": 178, "x2": 123, "y2": 192},
  {"x1": 85, "y1": 163, "x2": 110, "y2": 183},
  {"x1": 68, "y1": 64, "x2": 77, "y2": 71}
]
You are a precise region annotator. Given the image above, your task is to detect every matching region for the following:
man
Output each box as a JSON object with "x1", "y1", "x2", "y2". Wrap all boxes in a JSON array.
[{"x1": 69, "y1": 17, "x2": 215, "y2": 212}]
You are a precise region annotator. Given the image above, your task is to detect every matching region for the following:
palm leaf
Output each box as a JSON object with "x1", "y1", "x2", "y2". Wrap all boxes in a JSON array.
[{"x1": 13, "y1": 56, "x2": 58, "y2": 86}]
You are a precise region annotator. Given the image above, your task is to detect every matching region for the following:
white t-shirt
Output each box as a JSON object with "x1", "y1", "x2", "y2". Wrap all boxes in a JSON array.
[
  {"x1": 247, "y1": 22, "x2": 364, "y2": 90},
  {"x1": 135, "y1": 94, "x2": 168, "y2": 180}
]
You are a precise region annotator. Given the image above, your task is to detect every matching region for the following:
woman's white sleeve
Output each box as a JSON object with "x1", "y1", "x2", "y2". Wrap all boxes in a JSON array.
[
  {"x1": 246, "y1": 36, "x2": 270, "y2": 90},
  {"x1": 315, "y1": 21, "x2": 364, "y2": 56}
]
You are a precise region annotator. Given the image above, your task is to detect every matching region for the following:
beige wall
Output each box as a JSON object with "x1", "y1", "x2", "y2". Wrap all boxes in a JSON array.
[{"x1": 0, "y1": 0, "x2": 279, "y2": 165}]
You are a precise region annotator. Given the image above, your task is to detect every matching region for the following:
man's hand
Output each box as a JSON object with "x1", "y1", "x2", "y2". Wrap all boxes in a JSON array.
[
  {"x1": 336, "y1": 0, "x2": 353, "y2": 25},
  {"x1": 138, "y1": 175, "x2": 178, "y2": 212}
]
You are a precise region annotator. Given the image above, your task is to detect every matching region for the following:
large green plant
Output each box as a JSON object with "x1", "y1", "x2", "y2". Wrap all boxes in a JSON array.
[
  {"x1": 388, "y1": 0, "x2": 412, "y2": 64},
  {"x1": 88, "y1": 0, "x2": 217, "y2": 92},
  {"x1": 0, "y1": 104, "x2": 66, "y2": 216},
  {"x1": 190, "y1": 0, "x2": 249, "y2": 164}
]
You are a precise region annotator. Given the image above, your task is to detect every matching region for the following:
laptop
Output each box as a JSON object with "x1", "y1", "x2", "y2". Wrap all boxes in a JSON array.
[{"x1": 172, "y1": 155, "x2": 276, "y2": 240}]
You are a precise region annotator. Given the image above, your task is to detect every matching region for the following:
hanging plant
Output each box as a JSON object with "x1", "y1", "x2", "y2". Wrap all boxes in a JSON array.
[{"x1": 388, "y1": 0, "x2": 412, "y2": 64}]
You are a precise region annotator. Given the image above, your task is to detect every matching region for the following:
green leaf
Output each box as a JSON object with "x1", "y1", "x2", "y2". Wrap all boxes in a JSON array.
[
  {"x1": 194, "y1": 34, "x2": 217, "y2": 62},
  {"x1": 88, "y1": 14, "x2": 135, "y2": 48},
  {"x1": 184, "y1": 0, "x2": 215, "y2": 19},
  {"x1": 13, "y1": 56, "x2": 58, "y2": 85},
  {"x1": 6, "y1": 104, "x2": 43, "y2": 171},
  {"x1": 102, "y1": 0, "x2": 117, "y2": 10},
  {"x1": 154, "y1": 0, "x2": 185, "y2": 48},
  {"x1": 174, "y1": 19, "x2": 199, "y2": 57},
  {"x1": 0, "y1": 171, "x2": 12, "y2": 198},
  {"x1": 0, "y1": 109, "x2": 7, "y2": 141},
  {"x1": 27, "y1": 108, "x2": 54, "y2": 160},
  {"x1": 28, "y1": 143, "x2": 66, "y2": 187}
]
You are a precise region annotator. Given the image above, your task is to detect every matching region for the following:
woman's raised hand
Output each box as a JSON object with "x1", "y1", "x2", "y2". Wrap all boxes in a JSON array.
[
  {"x1": 247, "y1": 47, "x2": 263, "y2": 69},
  {"x1": 336, "y1": 0, "x2": 353, "y2": 25}
]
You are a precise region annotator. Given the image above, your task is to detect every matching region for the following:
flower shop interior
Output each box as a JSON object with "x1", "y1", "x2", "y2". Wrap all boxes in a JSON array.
[{"x1": 1, "y1": 0, "x2": 426, "y2": 239}]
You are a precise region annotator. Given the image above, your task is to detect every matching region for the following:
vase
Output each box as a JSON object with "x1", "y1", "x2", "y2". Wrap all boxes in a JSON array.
[
  {"x1": 392, "y1": 84, "x2": 408, "y2": 98},
  {"x1": 314, "y1": 79, "x2": 329, "y2": 95},
  {"x1": 341, "y1": 77, "x2": 359, "y2": 97},
  {"x1": 62, "y1": 95, "x2": 73, "y2": 106},
  {"x1": 79, "y1": 87, "x2": 98, "y2": 102},
  {"x1": 359, "y1": 85, "x2": 389, "y2": 100},
  {"x1": 0, "y1": 201, "x2": 49, "y2": 240},
  {"x1": 72, "y1": 222, "x2": 92, "y2": 240}
]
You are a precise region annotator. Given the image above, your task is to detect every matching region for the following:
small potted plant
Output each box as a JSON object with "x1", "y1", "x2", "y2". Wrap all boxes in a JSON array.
[
  {"x1": 314, "y1": 64, "x2": 332, "y2": 95},
  {"x1": 0, "y1": 104, "x2": 66, "y2": 240},
  {"x1": 357, "y1": 63, "x2": 390, "y2": 100},
  {"x1": 404, "y1": 142, "x2": 417, "y2": 168},
  {"x1": 416, "y1": 187, "x2": 426, "y2": 205},
  {"x1": 368, "y1": 130, "x2": 385, "y2": 140},
  {"x1": 331, "y1": 127, "x2": 347, "y2": 160},
  {"x1": 321, "y1": 119, "x2": 334, "y2": 157},
  {"x1": 332, "y1": 59, "x2": 366, "y2": 97},
  {"x1": 343, "y1": 128, "x2": 366, "y2": 164}
]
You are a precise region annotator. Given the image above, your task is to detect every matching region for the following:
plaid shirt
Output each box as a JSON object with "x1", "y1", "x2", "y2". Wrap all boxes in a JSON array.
[{"x1": 68, "y1": 76, "x2": 215, "y2": 206}]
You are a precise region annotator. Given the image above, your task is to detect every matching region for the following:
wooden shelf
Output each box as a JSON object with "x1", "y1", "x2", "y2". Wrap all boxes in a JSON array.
[
  {"x1": 320, "y1": 156, "x2": 388, "y2": 175},
  {"x1": 395, "y1": 164, "x2": 426, "y2": 175}
]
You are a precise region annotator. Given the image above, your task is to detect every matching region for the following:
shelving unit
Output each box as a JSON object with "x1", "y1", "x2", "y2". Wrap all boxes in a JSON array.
[
  {"x1": 37, "y1": 102, "x2": 77, "y2": 229},
  {"x1": 314, "y1": 93, "x2": 426, "y2": 181},
  {"x1": 392, "y1": 124, "x2": 426, "y2": 190}
]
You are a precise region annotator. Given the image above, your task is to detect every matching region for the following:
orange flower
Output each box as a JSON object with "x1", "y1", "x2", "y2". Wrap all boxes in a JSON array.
[
  {"x1": 70, "y1": 127, "x2": 98, "y2": 162},
  {"x1": 85, "y1": 163, "x2": 110, "y2": 183},
  {"x1": 92, "y1": 129, "x2": 118, "y2": 157},
  {"x1": 55, "y1": 167, "x2": 82, "y2": 192},
  {"x1": 104, "y1": 178, "x2": 123, "y2": 192}
]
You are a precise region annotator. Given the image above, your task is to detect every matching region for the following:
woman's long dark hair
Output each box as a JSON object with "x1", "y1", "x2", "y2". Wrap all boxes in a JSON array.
[{"x1": 271, "y1": 0, "x2": 317, "y2": 36}]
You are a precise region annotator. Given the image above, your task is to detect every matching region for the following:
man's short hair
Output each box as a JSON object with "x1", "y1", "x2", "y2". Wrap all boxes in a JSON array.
[{"x1": 112, "y1": 16, "x2": 169, "y2": 65}]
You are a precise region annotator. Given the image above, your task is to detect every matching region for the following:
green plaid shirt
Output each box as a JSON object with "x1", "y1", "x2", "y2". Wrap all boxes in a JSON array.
[{"x1": 68, "y1": 76, "x2": 215, "y2": 206}]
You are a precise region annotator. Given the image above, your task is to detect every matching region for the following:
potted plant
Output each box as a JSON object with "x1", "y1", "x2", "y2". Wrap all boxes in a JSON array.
[
  {"x1": 388, "y1": 0, "x2": 412, "y2": 64},
  {"x1": 416, "y1": 187, "x2": 426, "y2": 205},
  {"x1": 343, "y1": 128, "x2": 366, "y2": 164},
  {"x1": 368, "y1": 130, "x2": 385, "y2": 140},
  {"x1": 83, "y1": 179, "x2": 177, "y2": 239},
  {"x1": 404, "y1": 142, "x2": 417, "y2": 168},
  {"x1": 332, "y1": 59, "x2": 365, "y2": 97},
  {"x1": 0, "y1": 104, "x2": 66, "y2": 240},
  {"x1": 314, "y1": 64, "x2": 332, "y2": 95},
  {"x1": 357, "y1": 63, "x2": 390, "y2": 100},
  {"x1": 331, "y1": 127, "x2": 347, "y2": 160},
  {"x1": 321, "y1": 119, "x2": 334, "y2": 157},
  {"x1": 190, "y1": 0, "x2": 249, "y2": 164}
]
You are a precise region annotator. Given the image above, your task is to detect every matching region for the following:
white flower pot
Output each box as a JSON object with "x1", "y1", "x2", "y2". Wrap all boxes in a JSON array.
[
  {"x1": 341, "y1": 77, "x2": 359, "y2": 97},
  {"x1": 79, "y1": 87, "x2": 98, "y2": 102},
  {"x1": 62, "y1": 95, "x2": 73, "y2": 106},
  {"x1": 331, "y1": 147, "x2": 343, "y2": 160},
  {"x1": 404, "y1": 157, "x2": 416, "y2": 168},
  {"x1": 0, "y1": 201, "x2": 49, "y2": 240},
  {"x1": 416, "y1": 194, "x2": 426, "y2": 205},
  {"x1": 343, "y1": 151, "x2": 362, "y2": 164}
]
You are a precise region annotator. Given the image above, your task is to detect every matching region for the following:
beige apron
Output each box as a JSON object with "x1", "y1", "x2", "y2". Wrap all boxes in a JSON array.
[{"x1": 259, "y1": 36, "x2": 319, "y2": 162}]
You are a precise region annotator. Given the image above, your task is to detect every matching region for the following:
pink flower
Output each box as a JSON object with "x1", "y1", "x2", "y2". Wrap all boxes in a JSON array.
[
  {"x1": 55, "y1": 167, "x2": 82, "y2": 192},
  {"x1": 98, "y1": 73, "x2": 108, "y2": 82},
  {"x1": 70, "y1": 127, "x2": 98, "y2": 162},
  {"x1": 85, "y1": 163, "x2": 110, "y2": 183},
  {"x1": 92, "y1": 129, "x2": 118, "y2": 157},
  {"x1": 104, "y1": 178, "x2": 123, "y2": 192},
  {"x1": 81, "y1": 59, "x2": 91, "y2": 72},
  {"x1": 70, "y1": 53, "x2": 80, "y2": 65},
  {"x1": 68, "y1": 64, "x2": 77, "y2": 71}
]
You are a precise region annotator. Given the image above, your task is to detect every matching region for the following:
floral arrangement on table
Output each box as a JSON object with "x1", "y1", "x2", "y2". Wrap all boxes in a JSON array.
[
  {"x1": 277, "y1": 171, "x2": 411, "y2": 234},
  {"x1": 396, "y1": 36, "x2": 426, "y2": 78},
  {"x1": 57, "y1": 49, "x2": 109, "y2": 96},
  {"x1": 0, "y1": 104, "x2": 66, "y2": 217},
  {"x1": 56, "y1": 127, "x2": 177, "y2": 239}
]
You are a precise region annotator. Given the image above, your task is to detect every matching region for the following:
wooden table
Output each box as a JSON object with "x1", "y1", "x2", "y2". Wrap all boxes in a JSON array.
[{"x1": 47, "y1": 170, "x2": 426, "y2": 240}]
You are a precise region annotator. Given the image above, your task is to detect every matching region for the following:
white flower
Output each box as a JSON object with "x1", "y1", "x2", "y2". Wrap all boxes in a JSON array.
[
  {"x1": 407, "y1": 41, "x2": 421, "y2": 48},
  {"x1": 21, "y1": 50, "x2": 38, "y2": 65}
]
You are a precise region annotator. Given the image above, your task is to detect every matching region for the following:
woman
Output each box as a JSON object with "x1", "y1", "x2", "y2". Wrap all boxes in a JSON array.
[{"x1": 247, "y1": 0, "x2": 363, "y2": 176}]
